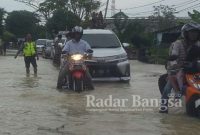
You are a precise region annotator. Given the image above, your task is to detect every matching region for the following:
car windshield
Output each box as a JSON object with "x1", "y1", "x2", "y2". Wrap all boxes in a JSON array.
[
  {"x1": 82, "y1": 34, "x2": 121, "y2": 48},
  {"x1": 36, "y1": 40, "x2": 46, "y2": 45},
  {"x1": 46, "y1": 41, "x2": 53, "y2": 47}
]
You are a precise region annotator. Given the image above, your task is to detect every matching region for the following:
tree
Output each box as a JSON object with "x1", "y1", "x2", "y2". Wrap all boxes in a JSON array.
[
  {"x1": 46, "y1": 9, "x2": 81, "y2": 36},
  {"x1": 188, "y1": 10, "x2": 200, "y2": 23},
  {"x1": 68, "y1": 0, "x2": 101, "y2": 20},
  {"x1": 15, "y1": 0, "x2": 101, "y2": 20},
  {"x1": 2, "y1": 31, "x2": 16, "y2": 42},
  {"x1": 149, "y1": 5, "x2": 177, "y2": 30},
  {"x1": 0, "y1": 8, "x2": 5, "y2": 36},
  {"x1": 112, "y1": 11, "x2": 129, "y2": 41},
  {"x1": 122, "y1": 22, "x2": 153, "y2": 48},
  {"x1": 38, "y1": 0, "x2": 69, "y2": 20},
  {"x1": 5, "y1": 10, "x2": 40, "y2": 38}
]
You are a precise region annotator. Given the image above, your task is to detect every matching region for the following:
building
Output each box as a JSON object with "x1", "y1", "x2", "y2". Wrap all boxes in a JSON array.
[
  {"x1": 105, "y1": 11, "x2": 191, "y2": 33},
  {"x1": 154, "y1": 25, "x2": 183, "y2": 46}
]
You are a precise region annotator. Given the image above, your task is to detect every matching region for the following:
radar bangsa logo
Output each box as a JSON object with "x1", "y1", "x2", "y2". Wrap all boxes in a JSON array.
[{"x1": 85, "y1": 95, "x2": 182, "y2": 112}]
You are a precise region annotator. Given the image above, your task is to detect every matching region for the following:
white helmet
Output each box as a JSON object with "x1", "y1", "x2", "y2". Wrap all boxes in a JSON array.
[
  {"x1": 72, "y1": 26, "x2": 83, "y2": 34},
  {"x1": 181, "y1": 22, "x2": 200, "y2": 38}
]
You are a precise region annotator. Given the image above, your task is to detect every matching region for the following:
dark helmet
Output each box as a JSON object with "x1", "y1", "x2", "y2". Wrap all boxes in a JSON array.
[
  {"x1": 181, "y1": 22, "x2": 200, "y2": 38},
  {"x1": 58, "y1": 34, "x2": 62, "y2": 39}
]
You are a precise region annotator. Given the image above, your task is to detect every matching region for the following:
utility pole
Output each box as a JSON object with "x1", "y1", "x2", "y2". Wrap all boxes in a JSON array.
[
  {"x1": 104, "y1": 0, "x2": 110, "y2": 19},
  {"x1": 111, "y1": 0, "x2": 116, "y2": 16}
]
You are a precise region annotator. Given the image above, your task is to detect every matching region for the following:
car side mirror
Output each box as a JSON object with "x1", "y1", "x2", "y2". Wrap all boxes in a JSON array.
[{"x1": 122, "y1": 43, "x2": 130, "y2": 48}]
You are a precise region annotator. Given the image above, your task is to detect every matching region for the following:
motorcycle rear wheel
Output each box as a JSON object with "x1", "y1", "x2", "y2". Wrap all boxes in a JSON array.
[
  {"x1": 73, "y1": 78, "x2": 84, "y2": 92},
  {"x1": 186, "y1": 96, "x2": 199, "y2": 117}
]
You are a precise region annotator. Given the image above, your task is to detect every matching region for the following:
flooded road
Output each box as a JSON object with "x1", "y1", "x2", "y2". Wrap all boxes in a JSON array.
[{"x1": 0, "y1": 56, "x2": 199, "y2": 135}]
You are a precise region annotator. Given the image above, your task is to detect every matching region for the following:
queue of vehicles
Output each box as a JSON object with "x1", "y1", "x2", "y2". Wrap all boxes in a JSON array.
[
  {"x1": 36, "y1": 29, "x2": 131, "y2": 83},
  {"x1": 35, "y1": 28, "x2": 200, "y2": 119}
]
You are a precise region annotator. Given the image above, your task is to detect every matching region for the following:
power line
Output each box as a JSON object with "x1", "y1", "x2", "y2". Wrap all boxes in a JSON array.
[
  {"x1": 175, "y1": 2, "x2": 200, "y2": 13},
  {"x1": 124, "y1": 10, "x2": 155, "y2": 16},
  {"x1": 124, "y1": 1, "x2": 199, "y2": 17},
  {"x1": 107, "y1": 0, "x2": 200, "y2": 17},
  {"x1": 174, "y1": 0, "x2": 199, "y2": 9},
  {"x1": 116, "y1": 0, "x2": 165, "y2": 11}
]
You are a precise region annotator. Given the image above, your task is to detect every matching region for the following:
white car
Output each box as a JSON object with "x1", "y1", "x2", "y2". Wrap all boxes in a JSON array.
[
  {"x1": 36, "y1": 39, "x2": 47, "y2": 54},
  {"x1": 83, "y1": 29, "x2": 131, "y2": 82}
]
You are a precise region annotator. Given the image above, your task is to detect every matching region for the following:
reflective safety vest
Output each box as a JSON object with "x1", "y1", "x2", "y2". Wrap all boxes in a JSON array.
[{"x1": 23, "y1": 42, "x2": 36, "y2": 57}]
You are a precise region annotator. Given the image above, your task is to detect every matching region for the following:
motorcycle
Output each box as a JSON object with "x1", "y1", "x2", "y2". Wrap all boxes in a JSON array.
[
  {"x1": 57, "y1": 49, "x2": 93, "y2": 92},
  {"x1": 158, "y1": 60, "x2": 200, "y2": 117}
]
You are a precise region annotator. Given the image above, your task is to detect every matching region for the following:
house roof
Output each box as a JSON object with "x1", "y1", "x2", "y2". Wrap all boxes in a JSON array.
[
  {"x1": 154, "y1": 25, "x2": 184, "y2": 33},
  {"x1": 111, "y1": 11, "x2": 129, "y2": 19}
]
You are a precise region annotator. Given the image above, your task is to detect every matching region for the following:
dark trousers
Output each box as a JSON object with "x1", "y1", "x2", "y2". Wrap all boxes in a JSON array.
[
  {"x1": 160, "y1": 80, "x2": 172, "y2": 112},
  {"x1": 24, "y1": 56, "x2": 37, "y2": 69}
]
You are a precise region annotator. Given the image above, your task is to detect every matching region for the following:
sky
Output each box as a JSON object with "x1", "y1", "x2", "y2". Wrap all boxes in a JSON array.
[{"x1": 0, "y1": 0, "x2": 199, "y2": 17}]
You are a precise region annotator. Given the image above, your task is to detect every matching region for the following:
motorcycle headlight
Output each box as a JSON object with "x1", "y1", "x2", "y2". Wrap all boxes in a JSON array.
[{"x1": 71, "y1": 54, "x2": 83, "y2": 61}]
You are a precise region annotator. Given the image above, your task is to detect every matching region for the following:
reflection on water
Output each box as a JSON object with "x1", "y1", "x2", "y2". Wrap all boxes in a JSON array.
[
  {"x1": 159, "y1": 114, "x2": 200, "y2": 135},
  {"x1": 20, "y1": 75, "x2": 40, "y2": 88},
  {"x1": 0, "y1": 57, "x2": 200, "y2": 135}
]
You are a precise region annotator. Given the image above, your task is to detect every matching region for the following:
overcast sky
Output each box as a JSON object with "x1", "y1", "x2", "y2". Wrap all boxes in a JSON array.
[{"x1": 0, "y1": 0, "x2": 199, "y2": 17}]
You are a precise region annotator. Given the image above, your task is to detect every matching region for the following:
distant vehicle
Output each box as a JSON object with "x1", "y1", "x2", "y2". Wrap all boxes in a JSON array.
[
  {"x1": 42, "y1": 40, "x2": 53, "y2": 59},
  {"x1": 50, "y1": 37, "x2": 66, "y2": 61},
  {"x1": 82, "y1": 29, "x2": 131, "y2": 82},
  {"x1": 36, "y1": 39, "x2": 47, "y2": 54}
]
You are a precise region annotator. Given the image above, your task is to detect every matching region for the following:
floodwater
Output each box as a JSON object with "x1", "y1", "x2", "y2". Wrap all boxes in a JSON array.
[{"x1": 0, "y1": 56, "x2": 199, "y2": 135}]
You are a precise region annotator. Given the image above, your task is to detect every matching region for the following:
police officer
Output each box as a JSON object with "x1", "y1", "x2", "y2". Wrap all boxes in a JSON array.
[{"x1": 15, "y1": 34, "x2": 39, "y2": 75}]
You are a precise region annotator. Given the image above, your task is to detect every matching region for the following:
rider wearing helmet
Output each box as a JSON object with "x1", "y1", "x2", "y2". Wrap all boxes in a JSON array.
[
  {"x1": 54, "y1": 34, "x2": 63, "y2": 66},
  {"x1": 57, "y1": 26, "x2": 94, "y2": 89},
  {"x1": 160, "y1": 22, "x2": 200, "y2": 113}
]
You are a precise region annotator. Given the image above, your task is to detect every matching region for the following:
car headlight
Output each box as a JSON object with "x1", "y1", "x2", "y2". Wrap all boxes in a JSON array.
[
  {"x1": 71, "y1": 54, "x2": 83, "y2": 61},
  {"x1": 93, "y1": 54, "x2": 128, "y2": 62},
  {"x1": 116, "y1": 54, "x2": 128, "y2": 59}
]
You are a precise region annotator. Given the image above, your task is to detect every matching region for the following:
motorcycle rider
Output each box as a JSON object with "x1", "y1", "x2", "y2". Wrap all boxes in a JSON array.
[
  {"x1": 57, "y1": 26, "x2": 94, "y2": 90},
  {"x1": 160, "y1": 22, "x2": 200, "y2": 113},
  {"x1": 53, "y1": 34, "x2": 63, "y2": 66},
  {"x1": 15, "y1": 34, "x2": 39, "y2": 75}
]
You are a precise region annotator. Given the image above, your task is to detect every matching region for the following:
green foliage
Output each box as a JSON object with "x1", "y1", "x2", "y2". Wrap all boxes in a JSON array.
[
  {"x1": 149, "y1": 5, "x2": 177, "y2": 30},
  {"x1": 69, "y1": 0, "x2": 101, "y2": 19},
  {"x1": 113, "y1": 12, "x2": 128, "y2": 40},
  {"x1": 39, "y1": 0, "x2": 69, "y2": 20},
  {"x1": 15, "y1": 0, "x2": 101, "y2": 20},
  {"x1": 0, "y1": 8, "x2": 5, "y2": 36},
  {"x1": 5, "y1": 10, "x2": 40, "y2": 38},
  {"x1": 2, "y1": 31, "x2": 16, "y2": 42},
  {"x1": 34, "y1": 25, "x2": 47, "y2": 39},
  {"x1": 148, "y1": 47, "x2": 169, "y2": 64},
  {"x1": 115, "y1": 21, "x2": 154, "y2": 49},
  {"x1": 188, "y1": 10, "x2": 200, "y2": 23},
  {"x1": 46, "y1": 9, "x2": 81, "y2": 35}
]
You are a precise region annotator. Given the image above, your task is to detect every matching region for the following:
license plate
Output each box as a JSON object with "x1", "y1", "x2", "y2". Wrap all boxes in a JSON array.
[
  {"x1": 73, "y1": 65, "x2": 82, "y2": 70},
  {"x1": 195, "y1": 99, "x2": 200, "y2": 108}
]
